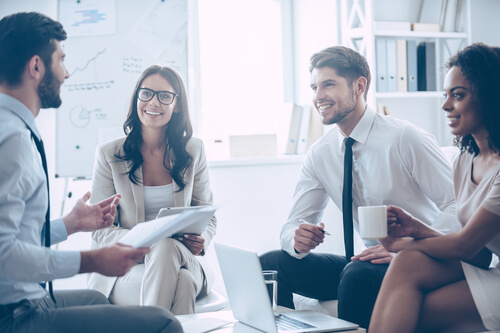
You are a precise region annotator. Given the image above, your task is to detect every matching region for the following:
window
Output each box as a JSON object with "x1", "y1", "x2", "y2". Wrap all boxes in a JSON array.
[{"x1": 197, "y1": 0, "x2": 287, "y2": 159}]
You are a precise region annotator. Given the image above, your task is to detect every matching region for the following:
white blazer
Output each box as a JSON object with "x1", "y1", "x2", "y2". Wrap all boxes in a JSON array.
[{"x1": 87, "y1": 136, "x2": 216, "y2": 298}]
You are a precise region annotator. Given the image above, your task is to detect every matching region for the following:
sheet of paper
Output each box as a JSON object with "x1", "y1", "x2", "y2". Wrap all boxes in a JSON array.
[
  {"x1": 127, "y1": 0, "x2": 187, "y2": 58},
  {"x1": 118, "y1": 206, "x2": 216, "y2": 248},
  {"x1": 58, "y1": 0, "x2": 116, "y2": 37},
  {"x1": 179, "y1": 317, "x2": 232, "y2": 333}
]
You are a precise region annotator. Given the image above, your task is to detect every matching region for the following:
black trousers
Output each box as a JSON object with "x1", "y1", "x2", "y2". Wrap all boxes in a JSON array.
[{"x1": 259, "y1": 250, "x2": 388, "y2": 329}]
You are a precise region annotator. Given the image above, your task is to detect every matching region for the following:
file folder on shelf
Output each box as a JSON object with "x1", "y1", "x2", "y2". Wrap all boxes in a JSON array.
[
  {"x1": 407, "y1": 40, "x2": 418, "y2": 92},
  {"x1": 386, "y1": 39, "x2": 397, "y2": 92},
  {"x1": 396, "y1": 39, "x2": 407, "y2": 92},
  {"x1": 285, "y1": 104, "x2": 303, "y2": 154},
  {"x1": 296, "y1": 105, "x2": 311, "y2": 155},
  {"x1": 376, "y1": 39, "x2": 388, "y2": 92},
  {"x1": 417, "y1": 41, "x2": 436, "y2": 91}
]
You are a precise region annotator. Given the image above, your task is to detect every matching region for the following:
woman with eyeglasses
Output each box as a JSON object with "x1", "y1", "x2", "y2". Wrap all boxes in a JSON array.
[
  {"x1": 87, "y1": 65, "x2": 216, "y2": 315},
  {"x1": 369, "y1": 43, "x2": 500, "y2": 333}
]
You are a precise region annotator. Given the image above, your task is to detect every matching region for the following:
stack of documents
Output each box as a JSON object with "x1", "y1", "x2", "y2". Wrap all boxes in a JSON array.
[{"x1": 119, "y1": 206, "x2": 216, "y2": 248}]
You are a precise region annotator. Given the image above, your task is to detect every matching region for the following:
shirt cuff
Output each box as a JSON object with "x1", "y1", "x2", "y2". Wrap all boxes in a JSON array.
[
  {"x1": 51, "y1": 218, "x2": 68, "y2": 245},
  {"x1": 51, "y1": 251, "x2": 81, "y2": 279}
]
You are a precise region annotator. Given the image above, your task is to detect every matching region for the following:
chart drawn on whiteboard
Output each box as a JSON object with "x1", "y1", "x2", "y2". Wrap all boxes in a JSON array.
[
  {"x1": 63, "y1": 48, "x2": 115, "y2": 93},
  {"x1": 70, "y1": 106, "x2": 107, "y2": 128},
  {"x1": 69, "y1": 49, "x2": 107, "y2": 77}
]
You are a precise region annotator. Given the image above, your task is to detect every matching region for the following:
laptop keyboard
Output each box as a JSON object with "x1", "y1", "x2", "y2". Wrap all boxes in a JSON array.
[{"x1": 275, "y1": 314, "x2": 316, "y2": 330}]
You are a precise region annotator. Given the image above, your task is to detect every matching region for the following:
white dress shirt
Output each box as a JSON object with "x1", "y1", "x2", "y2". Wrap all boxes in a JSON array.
[
  {"x1": 0, "y1": 93, "x2": 80, "y2": 305},
  {"x1": 281, "y1": 107, "x2": 461, "y2": 258}
]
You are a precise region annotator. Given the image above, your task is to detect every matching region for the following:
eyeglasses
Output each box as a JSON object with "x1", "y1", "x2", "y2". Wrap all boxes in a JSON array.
[{"x1": 137, "y1": 87, "x2": 178, "y2": 105}]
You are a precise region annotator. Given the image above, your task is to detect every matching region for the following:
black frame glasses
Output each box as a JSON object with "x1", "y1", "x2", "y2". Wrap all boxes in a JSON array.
[{"x1": 137, "y1": 87, "x2": 179, "y2": 105}]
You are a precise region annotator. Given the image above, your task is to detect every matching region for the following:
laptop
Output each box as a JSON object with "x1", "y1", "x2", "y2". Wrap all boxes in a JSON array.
[{"x1": 214, "y1": 243, "x2": 359, "y2": 333}]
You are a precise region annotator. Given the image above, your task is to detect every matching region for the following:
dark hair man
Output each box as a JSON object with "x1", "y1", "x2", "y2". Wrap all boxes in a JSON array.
[
  {"x1": 260, "y1": 46, "x2": 460, "y2": 328},
  {"x1": 0, "y1": 12, "x2": 181, "y2": 333}
]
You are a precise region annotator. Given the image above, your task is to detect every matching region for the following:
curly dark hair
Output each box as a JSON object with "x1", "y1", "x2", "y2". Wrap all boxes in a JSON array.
[
  {"x1": 116, "y1": 65, "x2": 193, "y2": 191},
  {"x1": 445, "y1": 43, "x2": 500, "y2": 155}
]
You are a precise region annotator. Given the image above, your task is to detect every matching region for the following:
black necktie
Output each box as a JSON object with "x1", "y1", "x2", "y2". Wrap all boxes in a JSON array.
[
  {"x1": 30, "y1": 131, "x2": 56, "y2": 304},
  {"x1": 342, "y1": 137, "x2": 355, "y2": 259}
]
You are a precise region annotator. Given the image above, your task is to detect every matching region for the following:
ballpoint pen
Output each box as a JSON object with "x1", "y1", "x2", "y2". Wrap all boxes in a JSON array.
[{"x1": 299, "y1": 219, "x2": 331, "y2": 235}]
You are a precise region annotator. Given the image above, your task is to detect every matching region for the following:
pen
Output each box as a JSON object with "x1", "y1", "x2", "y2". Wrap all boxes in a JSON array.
[{"x1": 299, "y1": 219, "x2": 331, "y2": 236}]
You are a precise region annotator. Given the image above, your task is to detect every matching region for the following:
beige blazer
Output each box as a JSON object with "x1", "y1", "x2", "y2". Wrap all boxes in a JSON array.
[{"x1": 87, "y1": 136, "x2": 216, "y2": 298}]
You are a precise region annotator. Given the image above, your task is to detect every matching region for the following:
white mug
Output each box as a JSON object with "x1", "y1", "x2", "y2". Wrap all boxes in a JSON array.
[{"x1": 358, "y1": 205, "x2": 387, "y2": 239}]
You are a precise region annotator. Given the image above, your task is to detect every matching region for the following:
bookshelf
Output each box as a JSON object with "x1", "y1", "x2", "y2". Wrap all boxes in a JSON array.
[{"x1": 340, "y1": 0, "x2": 472, "y2": 146}]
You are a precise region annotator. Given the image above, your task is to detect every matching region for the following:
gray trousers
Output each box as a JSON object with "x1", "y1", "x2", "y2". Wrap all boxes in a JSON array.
[{"x1": 0, "y1": 289, "x2": 182, "y2": 333}]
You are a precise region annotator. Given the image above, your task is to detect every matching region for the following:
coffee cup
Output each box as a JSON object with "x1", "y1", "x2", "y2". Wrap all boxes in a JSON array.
[{"x1": 358, "y1": 205, "x2": 387, "y2": 239}]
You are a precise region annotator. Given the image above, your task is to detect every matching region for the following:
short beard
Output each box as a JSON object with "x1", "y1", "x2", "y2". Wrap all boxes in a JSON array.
[
  {"x1": 322, "y1": 87, "x2": 357, "y2": 125},
  {"x1": 38, "y1": 66, "x2": 62, "y2": 109}
]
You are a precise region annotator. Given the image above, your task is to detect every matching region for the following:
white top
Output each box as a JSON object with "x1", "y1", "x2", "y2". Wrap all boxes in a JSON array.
[
  {"x1": 144, "y1": 183, "x2": 174, "y2": 221},
  {"x1": 454, "y1": 151, "x2": 500, "y2": 330},
  {"x1": 454, "y1": 152, "x2": 500, "y2": 260},
  {"x1": 281, "y1": 107, "x2": 461, "y2": 258}
]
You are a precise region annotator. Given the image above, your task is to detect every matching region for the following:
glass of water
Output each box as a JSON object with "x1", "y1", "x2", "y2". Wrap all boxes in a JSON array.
[{"x1": 263, "y1": 270, "x2": 278, "y2": 311}]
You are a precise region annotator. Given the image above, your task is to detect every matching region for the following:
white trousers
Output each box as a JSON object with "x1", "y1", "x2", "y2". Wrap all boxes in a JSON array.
[{"x1": 110, "y1": 238, "x2": 205, "y2": 315}]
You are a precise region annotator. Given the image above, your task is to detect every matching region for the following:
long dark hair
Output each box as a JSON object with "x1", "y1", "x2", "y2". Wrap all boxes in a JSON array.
[
  {"x1": 446, "y1": 43, "x2": 500, "y2": 155},
  {"x1": 116, "y1": 65, "x2": 193, "y2": 191}
]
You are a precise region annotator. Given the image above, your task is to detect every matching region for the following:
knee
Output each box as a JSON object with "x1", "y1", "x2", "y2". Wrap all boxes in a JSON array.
[
  {"x1": 148, "y1": 238, "x2": 183, "y2": 263},
  {"x1": 152, "y1": 238, "x2": 180, "y2": 253},
  {"x1": 339, "y1": 260, "x2": 386, "y2": 293},
  {"x1": 259, "y1": 250, "x2": 292, "y2": 270},
  {"x1": 147, "y1": 306, "x2": 183, "y2": 333},
  {"x1": 81, "y1": 289, "x2": 111, "y2": 305},
  {"x1": 390, "y1": 250, "x2": 429, "y2": 274}
]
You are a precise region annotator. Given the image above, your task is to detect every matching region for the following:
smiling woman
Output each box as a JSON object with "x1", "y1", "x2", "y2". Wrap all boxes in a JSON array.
[{"x1": 87, "y1": 65, "x2": 218, "y2": 315}]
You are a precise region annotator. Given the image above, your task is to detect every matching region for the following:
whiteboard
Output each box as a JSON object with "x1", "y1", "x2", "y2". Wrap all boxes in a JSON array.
[{"x1": 56, "y1": 0, "x2": 188, "y2": 178}]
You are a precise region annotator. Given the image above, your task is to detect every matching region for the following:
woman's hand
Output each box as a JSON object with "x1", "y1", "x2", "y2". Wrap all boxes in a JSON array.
[
  {"x1": 387, "y1": 205, "x2": 425, "y2": 239},
  {"x1": 178, "y1": 234, "x2": 205, "y2": 255}
]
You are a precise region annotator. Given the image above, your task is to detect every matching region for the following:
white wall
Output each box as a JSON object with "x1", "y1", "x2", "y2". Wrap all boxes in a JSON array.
[{"x1": 470, "y1": 0, "x2": 500, "y2": 44}]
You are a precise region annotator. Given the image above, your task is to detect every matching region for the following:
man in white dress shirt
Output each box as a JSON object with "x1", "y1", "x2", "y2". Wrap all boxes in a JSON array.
[
  {"x1": 260, "y1": 46, "x2": 460, "y2": 328},
  {"x1": 0, "y1": 12, "x2": 181, "y2": 333}
]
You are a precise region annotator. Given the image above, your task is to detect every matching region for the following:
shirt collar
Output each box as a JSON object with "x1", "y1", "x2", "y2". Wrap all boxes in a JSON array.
[
  {"x1": 337, "y1": 106, "x2": 376, "y2": 150},
  {"x1": 0, "y1": 92, "x2": 40, "y2": 139}
]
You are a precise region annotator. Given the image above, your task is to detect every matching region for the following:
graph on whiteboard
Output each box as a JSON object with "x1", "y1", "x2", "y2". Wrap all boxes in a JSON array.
[
  {"x1": 58, "y1": 0, "x2": 116, "y2": 37},
  {"x1": 63, "y1": 48, "x2": 116, "y2": 93}
]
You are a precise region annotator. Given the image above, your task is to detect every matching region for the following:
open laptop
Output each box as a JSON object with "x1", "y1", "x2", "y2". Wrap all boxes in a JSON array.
[{"x1": 214, "y1": 243, "x2": 359, "y2": 333}]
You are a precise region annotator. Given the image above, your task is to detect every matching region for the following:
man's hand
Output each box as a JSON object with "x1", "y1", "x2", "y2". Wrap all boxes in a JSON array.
[
  {"x1": 178, "y1": 234, "x2": 205, "y2": 255},
  {"x1": 80, "y1": 243, "x2": 150, "y2": 276},
  {"x1": 63, "y1": 192, "x2": 121, "y2": 235},
  {"x1": 351, "y1": 245, "x2": 394, "y2": 264},
  {"x1": 294, "y1": 222, "x2": 326, "y2": 253}
]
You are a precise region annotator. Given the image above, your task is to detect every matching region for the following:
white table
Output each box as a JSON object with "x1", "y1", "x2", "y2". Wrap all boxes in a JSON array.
[{"x1": 176, "y1": 307, "x2": 366, "y2": 333}]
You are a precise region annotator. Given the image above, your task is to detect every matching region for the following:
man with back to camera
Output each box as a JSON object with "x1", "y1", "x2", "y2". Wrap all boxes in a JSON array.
[
  {"x1": 0, "y1": 12, "x2": 182, "y2": 332},
  {"x1": 260, "y1": 46, "x2": 461, "y2": 328}
]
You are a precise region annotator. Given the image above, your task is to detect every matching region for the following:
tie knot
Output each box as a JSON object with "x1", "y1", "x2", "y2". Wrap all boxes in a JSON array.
[{"x1": 344, "y1": 137, "x2": 355, "y2": 149}]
